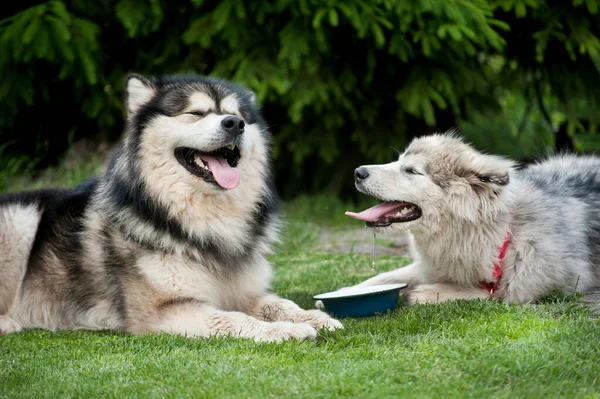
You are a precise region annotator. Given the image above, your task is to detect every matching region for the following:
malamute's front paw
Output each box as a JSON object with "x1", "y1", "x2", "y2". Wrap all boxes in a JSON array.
[
  {"x1": 260, "y1": 321, "x2": 318, "y2": 342},
  {"x1": 0, "y1": 316, "x2": 23, "y2": 335},
  {"x1": 297, "y1": 309, "x2": 343, "y2": 331}
]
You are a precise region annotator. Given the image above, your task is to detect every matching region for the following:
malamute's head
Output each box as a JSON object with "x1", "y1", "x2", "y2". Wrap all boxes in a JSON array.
[
  {"x1": 346, "y1": 133, "x2": 514, "y2": 233},
  {"x1": 124, "y1": 73, "x2": 269, "y2": 194},
  {"x1": 102, "y1": 73, "x2": 278, "y2": 259}
]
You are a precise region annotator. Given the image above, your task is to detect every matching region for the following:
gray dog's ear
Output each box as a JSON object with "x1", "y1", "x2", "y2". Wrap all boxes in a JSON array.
[
  {"x1": 474, "y1": 172, "x2": 509, "y2": 186},
  {"x1": 465, "y1": 154, "x2": 513, "y2": 194},
  {"x1": 125, "y1": 73, "x2": 156, "y2": 115}
]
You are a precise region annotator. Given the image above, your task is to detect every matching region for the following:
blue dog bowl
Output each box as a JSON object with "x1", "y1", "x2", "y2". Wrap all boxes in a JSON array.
[{"x1": 313, "y1": 284, "x2": 408, "y2": 318}]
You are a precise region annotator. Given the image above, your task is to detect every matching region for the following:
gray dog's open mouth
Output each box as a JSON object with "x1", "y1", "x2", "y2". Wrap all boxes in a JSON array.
[
  {"x1": 174, "y1": 145, "x2": 241, "y2": 190},
  {"x1": 345, "y1": 202, "x2": 422, "y2": 227}
]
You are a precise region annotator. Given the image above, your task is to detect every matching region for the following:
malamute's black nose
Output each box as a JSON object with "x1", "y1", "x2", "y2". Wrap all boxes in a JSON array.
[
  {"x1": 221, "y1": 116, "x2": 245, "y2": 136},
  {"x1": 355, "y1": 167, "x2": 369, "y2": 181}
]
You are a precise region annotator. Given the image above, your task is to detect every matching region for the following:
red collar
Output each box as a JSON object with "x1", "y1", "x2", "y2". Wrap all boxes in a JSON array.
[{"x1": 479, "y1": 231, "x2": 511, "y2": 295}]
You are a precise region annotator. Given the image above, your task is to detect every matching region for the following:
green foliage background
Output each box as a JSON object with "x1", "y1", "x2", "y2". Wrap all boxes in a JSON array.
[{"x1": 1, "y1": 0, "x2": 600, "y2": 196}]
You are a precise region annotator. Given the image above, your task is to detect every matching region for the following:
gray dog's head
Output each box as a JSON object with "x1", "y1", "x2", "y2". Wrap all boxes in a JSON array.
[{"x1": 346, "y1": 133, "x2": 515, "y2": 233}]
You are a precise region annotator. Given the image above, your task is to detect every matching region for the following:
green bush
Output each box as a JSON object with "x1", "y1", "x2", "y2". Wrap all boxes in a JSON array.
[{"x1": 1, "y1": 0, "x2": 600, "y2": 196}]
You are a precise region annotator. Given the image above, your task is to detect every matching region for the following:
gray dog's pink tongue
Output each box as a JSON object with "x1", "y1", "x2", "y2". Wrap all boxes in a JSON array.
[
  {"x1": 200, "y1": 155, "x2": 240, "y2": 189},
  {"x1": 345, "y1": 202, "x2": 404, "y2": 221}
]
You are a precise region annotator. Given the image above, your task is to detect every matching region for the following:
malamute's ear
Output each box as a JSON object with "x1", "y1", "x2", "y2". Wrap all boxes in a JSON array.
[
  {"x1": 125, "y1": 73, "x2": 156, "y2": 114},
  {"x1": 244, "y1": 90, "x2": 257, "y2": 107},
  {"x1": 465, "y1": 154, "x2": 514, "y2": 193}
]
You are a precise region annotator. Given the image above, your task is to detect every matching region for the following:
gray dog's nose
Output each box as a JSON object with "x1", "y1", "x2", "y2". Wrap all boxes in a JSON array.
[
  {"x1": 355, "y1": 167, "x2": 369, "y2": 181},
  {"x1": 221, "y1": 116, "x2": 245, "y2": 136}
]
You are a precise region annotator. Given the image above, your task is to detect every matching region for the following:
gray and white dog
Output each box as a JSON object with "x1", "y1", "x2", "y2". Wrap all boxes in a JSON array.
[
  {"x1": 344, "y1": 133, "x2": 600, "y2": 304},
  {"x1": 0, "y1": 73, "x2": 341, "y2": 341}
]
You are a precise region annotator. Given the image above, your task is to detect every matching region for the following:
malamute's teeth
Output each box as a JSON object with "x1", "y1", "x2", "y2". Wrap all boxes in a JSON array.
[
  {"x1": 194, "y1": 154, "x2": 208, "y2": 170},
  {"x1": 400, "y1": 207, "x2": 410, "y2": 215},
  {"x1": 227, "y1": 144, "x2": 235, "y2": 150},
  {"x1": 395, "y1": 211, "x2": 402, "y2": 217}
]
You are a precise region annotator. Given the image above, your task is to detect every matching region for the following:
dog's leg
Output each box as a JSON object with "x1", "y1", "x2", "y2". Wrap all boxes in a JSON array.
[
  {"x1": 0, "y1": 316, "x2": 23, "y2": 334},
  {"x1": 355, "y1": 262, "x2": 424, "y2": 288},
  {"x1": 407, "y1": 283, "x2": 489, "y2": 304},
  {"x1": 0, "y1": 205, "x2": 40, "y2": 316},
  {"x1": 249, "y1": 294, "x2": 343, "y2": 331},
  {"x1": 147, "y1": 301, "x2": 318, "y2": 343}
]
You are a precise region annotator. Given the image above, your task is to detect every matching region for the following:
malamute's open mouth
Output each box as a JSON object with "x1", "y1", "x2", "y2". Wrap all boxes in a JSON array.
[
  {"x1": 345, "y1": 201, "x2": 422, "y2": 227},
  {"x1": 174, "y1": 144, "x2": 241, "y2": 190}
]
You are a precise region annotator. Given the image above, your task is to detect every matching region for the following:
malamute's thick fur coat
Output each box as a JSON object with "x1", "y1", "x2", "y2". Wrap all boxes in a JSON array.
[
  {"x1": 344, "y1": 133, "x2": 600, "y2": 304},
  {"x1": 0, "y1": 73, "x2": 341, "y2": 340}
]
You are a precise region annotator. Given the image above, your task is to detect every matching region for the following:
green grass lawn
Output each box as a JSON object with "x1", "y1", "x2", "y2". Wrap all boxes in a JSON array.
[{"x1": 1, "y1": 156, "x2": 600, "y2": 398}]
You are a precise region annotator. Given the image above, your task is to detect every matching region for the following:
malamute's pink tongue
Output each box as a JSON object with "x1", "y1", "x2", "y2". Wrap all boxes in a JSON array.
[
  {"x1": 200, "y1": 155, "x2": 240, "y2": 190},
  {"x1": 345, "y1": 202, "x2": 404, "y2": 221}
]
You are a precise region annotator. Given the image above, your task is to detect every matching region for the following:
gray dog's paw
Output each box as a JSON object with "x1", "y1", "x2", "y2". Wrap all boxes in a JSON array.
[
  {"x1": 315, "y1": 286, "x2": 355, "y2": 310},
  {"x1": 0, "y1": 316, "x2": 23, "y2": 335}
]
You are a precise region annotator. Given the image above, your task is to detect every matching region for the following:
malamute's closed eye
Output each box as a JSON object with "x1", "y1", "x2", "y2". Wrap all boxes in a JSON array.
[{"x1": 0, "y1": 73, "x2": 342, "y2": 341}]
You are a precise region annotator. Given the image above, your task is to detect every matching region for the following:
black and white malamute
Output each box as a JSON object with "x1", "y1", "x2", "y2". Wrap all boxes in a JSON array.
[{"x1": 0, "y1": 74, "x2": 342, "y2": 341}]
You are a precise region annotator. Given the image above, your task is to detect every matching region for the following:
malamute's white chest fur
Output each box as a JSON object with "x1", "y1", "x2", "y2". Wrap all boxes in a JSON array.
[{"x1": 137, "y1": 252, "x2": 272, "y2": 311}]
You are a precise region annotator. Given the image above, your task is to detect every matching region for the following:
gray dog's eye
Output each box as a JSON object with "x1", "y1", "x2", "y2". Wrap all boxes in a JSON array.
[
  {"x1": 187, "y1": 111, "x2": 205, "y2": 117},
  {"x1": 404, "y1": 167, "x2": 420, "y2": 175}
]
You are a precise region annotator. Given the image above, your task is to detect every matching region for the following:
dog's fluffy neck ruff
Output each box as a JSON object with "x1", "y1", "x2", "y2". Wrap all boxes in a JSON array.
[
  {"x1": 411, "y1": 207, "x2": 512, "y2": 287},
  {"x1": 93, "y1": 145, "x2": 279, "y2": 265}
]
